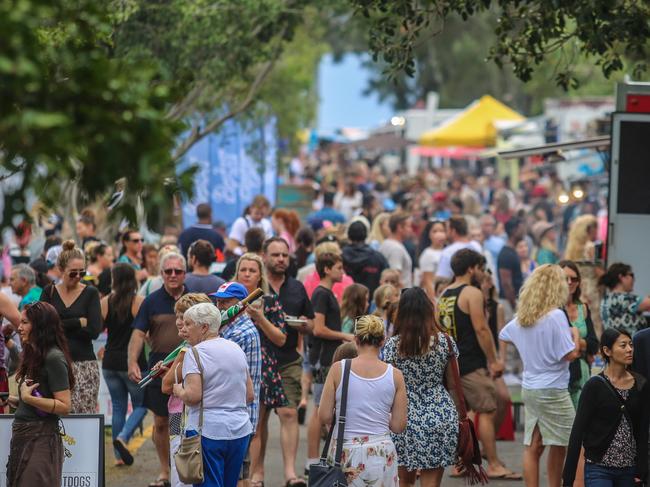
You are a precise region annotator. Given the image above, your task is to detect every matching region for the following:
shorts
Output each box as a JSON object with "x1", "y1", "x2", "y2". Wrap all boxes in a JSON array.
[
  {"x1": 460, "y1": 368, "x2": 497, "y2": 413},
  {"x1": 144, "y1": 355, "x2": 170, "y2": 417},
  {"x1": 278, "y1": 358, "x2": 303, "y2": 409},
  {"x1": 239, "y1": 436, "x2": 252, "y2": 480},
  {"x1": 522, "y1": 388, "x2": 574, "y2": 446},
  {"x1": 311, "y1": 365, "x2": 330, "y2": 407}
]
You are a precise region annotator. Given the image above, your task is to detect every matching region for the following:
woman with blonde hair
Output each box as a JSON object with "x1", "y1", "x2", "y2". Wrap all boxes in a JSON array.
[
  {"x1": 564, "y1": 214, "x2": 602, "y2": 334},
  {"x1": 235, "y1": 253, "x2": 292, "y2": 487},
  {"x1": 369, "y1": 212, "x2": 391, "y2": 250},
  {"x1": 499, "y1": 265, "x2": 581, "y2": 487},
  {"x1": 319, "y1": 315, "x2": 407, "y2": 486},
  {"x1": 372, "y1": 284, "x2": 399, "y2": 336}
]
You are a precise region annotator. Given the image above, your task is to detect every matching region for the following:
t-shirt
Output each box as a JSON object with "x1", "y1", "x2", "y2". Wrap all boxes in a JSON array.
[
  {"x1": 497, "y1": 245, "x2": 524, "y2": 300},
  {"x1": 418, "y1": 248, "x2": 443, "y2": 274},
  {"x1": 177, "y1": 224, "x2": 225, "y2": 257},
  {"x1": 132, "y1": 286, "x2": 187, "y2": 355},
  {"x1": 228, "y1": 216, "x2": 273, "y2": 246},
  {"x1": 601, "y1": 292, "x2": 647, "y2": 336},
  {"x1": 183, "y1": 338, "x2": 253, "y2": 440},
  {"x1": 272, "y1": 277, "x2": 315, "y2": 366},
  {"x1": 15, "y1": 347, "x2": 70, "y2": 422},
  {"x1": 435, "y1": 240, "x2": 483, "y2": 280},
  {"x1": 499, "y1": 309, "x2": 575, "y2": 389},
  {"x1": 379, "y1": 238, "x2": 413, "y2": 288},
  {"x1": 185, "y1": 273, "x2": 225, "y2": 295},
  {"x1": 310, "y1": 286, "x2": 342, "y2": 368}
]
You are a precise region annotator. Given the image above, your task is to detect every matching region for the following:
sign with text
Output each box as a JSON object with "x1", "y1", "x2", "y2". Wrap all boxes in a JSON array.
[{"x1": 0, "y1": 415, "x2": 105, "y2": 487}]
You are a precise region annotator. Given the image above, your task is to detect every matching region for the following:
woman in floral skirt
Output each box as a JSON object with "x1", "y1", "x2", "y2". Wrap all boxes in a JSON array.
[{"x1": 384, "y1": 287, "x2": 459, "y2": 487}]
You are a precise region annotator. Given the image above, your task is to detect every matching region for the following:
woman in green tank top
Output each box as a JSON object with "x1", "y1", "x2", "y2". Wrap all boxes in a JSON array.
[{"x1": 559, "y1": 260, "x2": 599, "y2": 408}]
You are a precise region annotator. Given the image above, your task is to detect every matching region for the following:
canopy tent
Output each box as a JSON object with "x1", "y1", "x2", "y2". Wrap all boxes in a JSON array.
[{"x1": 419, "y1": 95, "x2": 524, "y2": 147}]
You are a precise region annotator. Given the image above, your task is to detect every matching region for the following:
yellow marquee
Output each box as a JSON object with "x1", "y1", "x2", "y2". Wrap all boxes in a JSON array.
[{"x1": 419, "y1": 95, "x2": 524, "y2": 147}]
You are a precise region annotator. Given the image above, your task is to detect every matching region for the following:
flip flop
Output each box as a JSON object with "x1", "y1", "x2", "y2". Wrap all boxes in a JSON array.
[
  {"x1": 147, "y1": 479, "x2": 171, "y2": 487},
  {"x1": 113, "y1": 438, "x2": 134, "y2": 466},
  {"x1": 286, "y1": 478, "x2": 307, "y2": 487}
]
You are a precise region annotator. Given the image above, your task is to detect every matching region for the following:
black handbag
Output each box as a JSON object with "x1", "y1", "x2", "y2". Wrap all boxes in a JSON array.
[{"x1": 308, "y1": 359, "x2": 351, "y2": 487}]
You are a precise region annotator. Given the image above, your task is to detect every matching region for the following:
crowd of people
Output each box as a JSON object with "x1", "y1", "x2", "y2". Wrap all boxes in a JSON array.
[{"x1": 0, "y1": 164, "x2": 649, "y2": 487}]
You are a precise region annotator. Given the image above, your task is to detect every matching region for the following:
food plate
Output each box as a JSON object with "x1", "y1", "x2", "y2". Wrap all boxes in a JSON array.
[{"x1": 285, "y1": 316, "x2": 308, "y2": 328}]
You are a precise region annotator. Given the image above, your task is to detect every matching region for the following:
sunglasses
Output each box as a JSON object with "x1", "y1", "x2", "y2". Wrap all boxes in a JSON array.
[
  {"x1": 129, "y1": 238, "x2": 144, "y2": 243},
  {"x1": 163, "y1": 268, "x2": 185, "y2": 276},
  {"x1": 567, "y1": 276, "x2": 579, "y2": 284},
  {"x1": 68, "y1": 270, "x2": 87, "y2": 279}
]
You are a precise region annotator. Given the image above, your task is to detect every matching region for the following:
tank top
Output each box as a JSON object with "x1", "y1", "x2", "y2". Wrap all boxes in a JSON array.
[
  {"x1": 438, "y1": 284, "x2": 487, "y2": 376},
  {"x1": 334, "y1": 363, "x2": 395, "y2": 440},
  {"x1": 102, "y1": 297, "x2": 146, "y2": 371}
]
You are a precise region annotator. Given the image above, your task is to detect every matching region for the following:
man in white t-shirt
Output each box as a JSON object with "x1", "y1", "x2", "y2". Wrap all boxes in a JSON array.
[
  {"x1": 227, "y1": 195, "x2": 274, "y2": 255},
  {"x1": 379, "y1": 212, "x2": 413, "y2": 288},
  {"x1": 435, "y1": 216, "x2": 482, "y2": 281}
]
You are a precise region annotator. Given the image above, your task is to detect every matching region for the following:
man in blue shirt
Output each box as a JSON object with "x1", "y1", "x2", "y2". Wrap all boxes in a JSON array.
[
  {"x1": 307, "y1": 192, "x2": 345, "y2": 226},
  {"x1": 178, "y1": 203, "x2": 225, "y2": 258}
]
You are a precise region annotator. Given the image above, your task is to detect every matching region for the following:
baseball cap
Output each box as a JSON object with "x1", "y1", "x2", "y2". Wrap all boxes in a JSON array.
[
  {"x1": 46, "y1": 245, "x2": 63, "y2": 269},
  {"x1": 210, "y1": 282, "x2": 249, "y2": 300}
]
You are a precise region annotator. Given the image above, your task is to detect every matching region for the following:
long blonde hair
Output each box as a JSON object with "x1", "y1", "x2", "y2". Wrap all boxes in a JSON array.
[
  {"x1": 235, "y1": 252, "x2": 269, "y2": 294},
  {"x1": 516, "y1": 264, "x2": 568, "y2": 326},
  {"x1": 564, "y1": 214, "x2": 597, "y2": 261},
  {"x1": 369, "y1": 213, "x2": 390, "y2": 244}
]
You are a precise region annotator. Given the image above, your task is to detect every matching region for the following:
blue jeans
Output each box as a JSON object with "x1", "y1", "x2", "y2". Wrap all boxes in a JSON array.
[
  {"x1": 584, "y1": 463, "x2": 636, "y2": 487},
  {"x1": 186, "y1": 431, "x2": 250, "y2": 487},
  {"x1": 102, "y1": 368, "x2": 148, "y2": 460}
]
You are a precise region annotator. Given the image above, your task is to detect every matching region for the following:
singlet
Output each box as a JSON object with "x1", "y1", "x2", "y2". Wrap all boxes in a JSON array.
[
  {"x1": 438, "y1": 284, "x2": 487, "y2": 376},
  {"x1": 334, "y1": 363, "x2": 395, "y2": 440},
  {"x1": 102, "y1": 297, "x2": 146, "y2": 371}
]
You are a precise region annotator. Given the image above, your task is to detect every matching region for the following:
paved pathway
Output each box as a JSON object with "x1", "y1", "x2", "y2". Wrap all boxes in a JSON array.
[{"x1": 106, "y1": 409, "x2": 545, "y2": 487}]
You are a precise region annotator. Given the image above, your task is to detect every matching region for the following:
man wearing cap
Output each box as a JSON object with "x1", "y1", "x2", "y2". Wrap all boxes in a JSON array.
[
  {"x1": 212, "y1": 282, "x2": 262, "y2": 486},
  {"x1": 128, "y1": 252, "x2": 188, "y2": 487},
  {"x1": 342, "y1": 221, "x2": 389, "y2": 296}
]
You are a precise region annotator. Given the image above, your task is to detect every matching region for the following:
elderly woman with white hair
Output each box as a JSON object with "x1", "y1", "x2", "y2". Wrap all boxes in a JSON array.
[{"x1": 172, "y1": 303, "x2": 254, "y2": 487}]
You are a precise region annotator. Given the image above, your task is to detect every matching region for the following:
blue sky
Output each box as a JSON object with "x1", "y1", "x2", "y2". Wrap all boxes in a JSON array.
[{"x1": 317, "y1": 53, "x2": 394, "y2": 134}]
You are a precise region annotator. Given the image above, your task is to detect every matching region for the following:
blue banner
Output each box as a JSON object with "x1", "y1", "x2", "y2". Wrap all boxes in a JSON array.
[{"x1": 179, "y1": 118, "x2": 277, "y2": 229}]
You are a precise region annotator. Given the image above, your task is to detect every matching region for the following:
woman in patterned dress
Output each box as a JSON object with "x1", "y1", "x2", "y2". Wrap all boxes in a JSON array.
[
  {"x1": 384, "y1": 287, "x2": 460, "y2": 487},
  {"x1": 236, "y1": 253, "x2": 290, "y2": 486},
  {"x1": 599, "y1": 262, "x2": 650, "y2": 336}
]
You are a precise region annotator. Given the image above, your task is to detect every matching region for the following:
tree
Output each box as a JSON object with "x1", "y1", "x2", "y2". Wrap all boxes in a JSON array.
[
  {"x1": 0, "y1": 0, "x2": 193, "y2": 229},
  {"x1": 347, "y1": 0, "x2": 650, "y2": 89}
]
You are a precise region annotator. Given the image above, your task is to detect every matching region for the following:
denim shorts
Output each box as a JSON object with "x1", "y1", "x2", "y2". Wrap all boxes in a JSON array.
[{"x1": 584, "y1": 463, "x2": 635, "y2": 487}]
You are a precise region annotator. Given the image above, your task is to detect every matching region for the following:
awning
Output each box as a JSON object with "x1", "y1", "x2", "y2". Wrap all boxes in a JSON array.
[
  {"x1": 497, "y1": 136, "x2": 611, "y2": 159},
  {"x1": 419, "y1": 95, "x2": 525, "y2": 147},
  {"x1": 411, "y1": 146, "x2": 488, "y2": 159}
]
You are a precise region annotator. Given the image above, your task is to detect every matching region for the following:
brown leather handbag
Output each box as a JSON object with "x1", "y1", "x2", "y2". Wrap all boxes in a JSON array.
[{"x1": 443, "y1": 334, "x2": 489, "y2": 485}]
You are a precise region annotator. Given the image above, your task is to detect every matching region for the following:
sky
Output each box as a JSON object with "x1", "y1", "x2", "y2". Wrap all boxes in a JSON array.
[{"x1": 317, "y1": 53, "x2": 394, "y2": 135}]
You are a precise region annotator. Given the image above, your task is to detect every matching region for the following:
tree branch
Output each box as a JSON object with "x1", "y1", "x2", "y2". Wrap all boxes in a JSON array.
[
  {"x1": 166, "y1": 82, "x2": 207, "y2": 121},
  {"x1": 172, "y1": 49, "x2": 281, "y2": 161}
]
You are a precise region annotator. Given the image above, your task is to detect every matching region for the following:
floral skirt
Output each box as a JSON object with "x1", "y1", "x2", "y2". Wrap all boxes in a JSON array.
[
  {"x1": 327, "y1": 433, "x2": 398, "y2": 487},
  {"x1": 71, "y1": 360, "x2": 100, "y2": 414}
]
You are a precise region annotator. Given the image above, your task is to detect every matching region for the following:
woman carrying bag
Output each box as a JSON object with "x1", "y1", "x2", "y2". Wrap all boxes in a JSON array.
[
  {"x1": 316, "y1": 315, "x2": 408, "y2": 486},
  {"x1": 172, "y1": 303, "x2": 254, "y2": 487}
]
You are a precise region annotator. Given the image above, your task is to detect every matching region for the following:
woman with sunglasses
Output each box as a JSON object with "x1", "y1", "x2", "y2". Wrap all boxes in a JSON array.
[
  {"x1": 2, "y1": 301, "x2": 75, "y2": 487},
  {"x1": 559, "y1": 260, "x2": 598, "y2": 408},
  {"x1": 599, "y1": 263, "x2": 650, "y2": 336},
  {"x1": 41, "y1": 240, "x2": 102, "y2": 413}
]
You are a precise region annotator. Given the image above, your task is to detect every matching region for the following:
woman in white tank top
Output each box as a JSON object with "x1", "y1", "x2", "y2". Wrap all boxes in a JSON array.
[{"x1": 319, "y1": 315, "x2": 408, "y2": 486}]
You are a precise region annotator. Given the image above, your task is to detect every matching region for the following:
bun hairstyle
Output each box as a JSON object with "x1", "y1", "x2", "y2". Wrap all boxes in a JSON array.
[
  {"x1": 354, "y1": 314, "x2": 385, "y2": 347},
  {"x1": 57, "y1": 240, "x2": 85, "y2": 270}
]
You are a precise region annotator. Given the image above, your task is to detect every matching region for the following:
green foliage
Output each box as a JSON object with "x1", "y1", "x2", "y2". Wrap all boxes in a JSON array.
[
  {"x1": 0, "y1": 0, "x2": 192, "y2": 228},
  {"x1": 347, "y1": 0, "x2": 650, "y2": 89}
]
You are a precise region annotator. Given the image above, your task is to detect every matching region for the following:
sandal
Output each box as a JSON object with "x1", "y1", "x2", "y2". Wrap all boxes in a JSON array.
[
  {"x1": 250, "y1": 481, "x2": 264, "y2": 487},
  {"x1": 286, "y1": 478, "x2": 307, "y2": 487},
  {"x1": 113, "y1": 438, "x2": 134, "y2": 466},
  {"x1": 147, "y1": 479, "x2": 171, "y2": 487}
]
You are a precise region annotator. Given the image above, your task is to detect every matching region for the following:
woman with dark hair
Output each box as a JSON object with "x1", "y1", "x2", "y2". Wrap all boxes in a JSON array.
[
  {"x1": 340, "y1": 283, "x2": 369, "y2": 334},
  {"x1": 559, "y1": 260, "x2": 599, "y2": 407},
  {"x1": 84, "y1": 242, "x2": 115, "y2": 296},
  {"x1": 418, "y1": 220, "x2": 447, "y2": 302},
  {"x1": 383, "y1": 287, "x2": 460, "y2": 486},
  {"x1": 2, "y1": 301, "x2": 75, "y2": 486},
  {"x1": 101, "y1": 263, "x2": 147, "y2": 466},
  {"x1": 563, "y1": 328, "x2": 650, "y2": 487},
  {"x1": 600, "y1": 263, "x2": 650, "y2": 336}
]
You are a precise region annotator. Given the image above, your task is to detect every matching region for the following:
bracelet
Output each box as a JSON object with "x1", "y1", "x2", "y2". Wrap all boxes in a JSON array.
[{"x1": 51, "y1": 399, "x2": 56, "y2": 414}]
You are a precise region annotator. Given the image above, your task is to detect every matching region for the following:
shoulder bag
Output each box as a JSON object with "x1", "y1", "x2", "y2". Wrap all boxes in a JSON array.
[
  {"x1": 443, "y1": 334, "x2": 489, "y2": 485},
  {"x1": 174, "y1": 346, "x2": 204, "y2": 484},
  {"x1": 308, "y1": 359, "x2": 351, "y2": 487}
]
